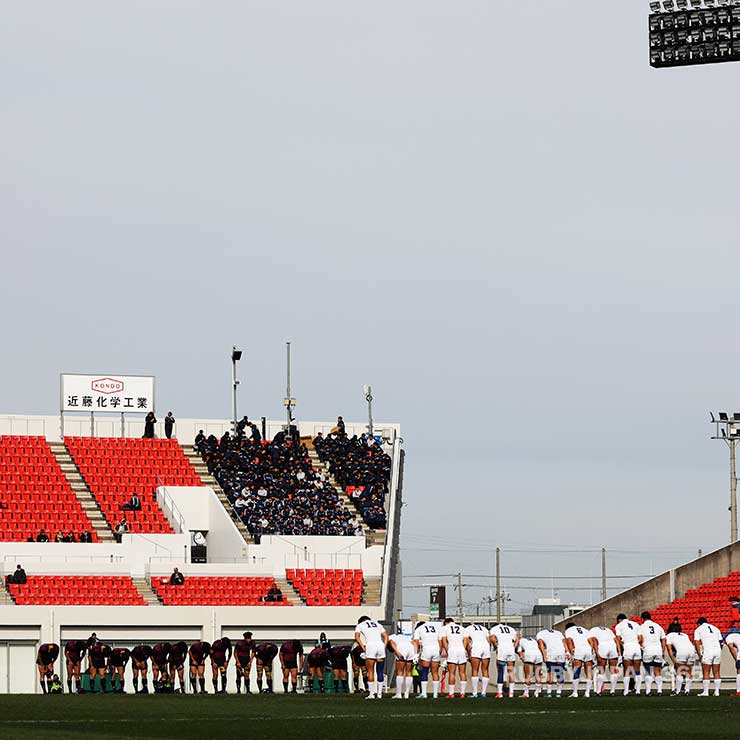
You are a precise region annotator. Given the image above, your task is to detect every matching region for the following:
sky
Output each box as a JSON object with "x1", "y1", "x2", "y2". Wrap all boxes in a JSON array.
[{"x1": 3, "y1": 0, "x2": 740, "y2": 616}]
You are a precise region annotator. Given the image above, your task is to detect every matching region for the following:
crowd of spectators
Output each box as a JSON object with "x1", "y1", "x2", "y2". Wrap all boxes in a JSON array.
[
  {"x1": 27, "y1": 529, "x2": 93, "y2": 543},
  {"x1": 313, "y1": 428, "x2": 390, "y2": 529},
  {"x1": 195, "y1": 424, "x2": 363, "y2": 538}
]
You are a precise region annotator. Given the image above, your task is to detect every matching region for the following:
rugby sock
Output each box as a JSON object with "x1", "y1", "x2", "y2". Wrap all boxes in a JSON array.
[
  {"x1": 623, "y1": 676, "x2": 631, "y2": 695},
  {"x1": 396, "y1": 676, "x2": 404, "y2": 696},
  {"x1": 432, "y1": 680, "x2": 440, "y2": 698},
  {"x1": 75, "y1": 678, "x2": 81, "y2": 693},
  {"x1": 120, "y1": 679, "x2": 125, "y2": 693},
  {"x1": 497, "y1": 683, "x2": 504, "y2": 695},
  {"x1": 221, "y1": 674, "x2": 227, "y2": 693},
  {"x1": 460, "y1": 681, "x2": 467, "y2": 696},
  {"x1": 318, "y1": 679, "x2": 325, "y2": 693},
  {"x1": 702, "y1": 679, "x2": 710, "y2": 695},
  {"x1": 596, "y1": 674, "x2": 604, "y2": 694},
  {"x1": 40, "y1": 681, "x2": 47, "y2": 694},
  {"x1": 645, "y1": 675, "x2": 653, "y2": 694},
  {"x1": 190, "y1": 677, "x2": 197, "y2": 693},
  {"x1": 635, "y1": 675, "x2": 643, "y2": 694},
  {"x1": 256, "y1": 677, "x2": 262, "y2": 692},
  {"x1": 546, "y1": 685, "x2": 552, "y2": 696},
  {"x1": 142, "y1": 678, "x2": 148, "y2": 692},
  {"x1": 572, "y1": 677, "x2": 580, "y2": 695},
  {"x1": 656, "y1": 676, "x2": 663, "y2": 694},
  {"x1": 133, "y1": 675, "x2": 139, "y2": 692},
  {"x1": 685, "y1": 678, "x2": 693, "y2": 693},
  {"x1": 610, "y1": 673, "x2": 618, "y2": 693},
  {"x1": 213, "y1": 678, "x2": 219, "y2": 692},
  {"x1": 713, "y1": 679, "x2": 721, "y2": 695},
  {"x1": 236, "y1": 673, "x2": 241, "y2": 693},
  {"x1": 535, "y1": 684, "x2": 542, "y2": 697},
  {"x1": 368, "y1": 680, "x2": 376, "y2": 696},
  {"x1": 675, "y1": 675, "x2": 683, "y2": 693},
  {"x1": 556, "y1": 681, "x2": 563, "y2": 697},
  {"x1": 283, "y1": 680, "x2": 289, "y2": 693},
  {"x1": 67, "y1": 679, "x2": 72, "y2": 693},
  {"x1": 471, "y1": 677, "x2": 479, "y2": 695},
  {"x1": 522, "y1": 686, "x2": 530, "y2": 697},
  {"x1": 267, "y1": 678, "x2": 273, "y2": 693},
  {"x1": 199, "y1": 678, "x2": 205, "y2": 693},
  {"x1": 585, "y1": 679, "x2": 592, "y2": 697},
  {"x1": 246, "y1": 679, "x2": 250, "y2": 693},
  {"x1": 481, "y1": 677, "x2": 489, "y2": 695},
  {"x1": 405, "y1": 677, "x2": 412, "y2": 698},
  {"x1": 420, "y1": 680, "x2": 428, "y2": 697}
]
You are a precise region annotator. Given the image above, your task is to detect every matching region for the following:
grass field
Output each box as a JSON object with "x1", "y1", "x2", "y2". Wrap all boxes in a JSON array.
[{"x1": 1, "y1": 694, "x2": 739, "y2": 740}]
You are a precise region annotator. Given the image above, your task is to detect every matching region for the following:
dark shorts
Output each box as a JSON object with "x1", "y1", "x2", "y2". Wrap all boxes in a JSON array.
[
  {"x1": 169, "y1": 659, "x2": 185, "y2": 670},
  {"x1": 91, "y1": 660, "x2": 107, "y2": 670},
  {"x1": 282, "y1": 658, "x2": 298, "y2": 670},
  {"x1": 132, "y1": 659, "x2": 148, "y2": 670},
  {"x1": 212, "y1": 655, "x2": 227, "y2": 667},
  {"x1": 235, "y1": 655, "x2": 252, "y2": 668},
  {"x1": 190, "y1": 657, "x2": 206, "y2": 667}
]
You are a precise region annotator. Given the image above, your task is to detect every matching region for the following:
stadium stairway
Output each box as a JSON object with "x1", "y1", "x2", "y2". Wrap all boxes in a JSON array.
[
  {"x1": 132, "y1": 577, "x2": 161, "y2": 605},
  {"x1": 48, "y1": 442, "x2": 114, "y2": 542},
  {"x1": 0, "y1": 578, "x2": 13, "y2": 605},
  {"x1": 272, "y1": 577, "x2": 304, "y2": 606},
  {"x1": 362, "y1": 576, "x2": 382, "y2": 606},
  {"x1": 181, "y1": 445, "x2": 254, "y2": 545},
  {"x1": 306, "y1": 449, "x2": 386, "y2": 547}
]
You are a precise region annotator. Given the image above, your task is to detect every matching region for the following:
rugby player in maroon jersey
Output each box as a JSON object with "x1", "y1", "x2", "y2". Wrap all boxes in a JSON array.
[
  {"x1": 130, "y1": 644, "x2": 152, "y2": 693},
  {"x1": 188, "y1": 640, "x2": 211, "y2": 693},
  {"x1": 151, "y1": 642, "x2": 171, "y2": 691},
  {"x1": 64, "y1": 639, "x2": 86, "y2": 694},
  {"x1": 234, "y1": 632, "x2": 256, "y2": 694},
  {"x1": 36, "y1": 643, "x2": 60, "y2": 694},
  {"x1": 329, "y1": 644, "x2": 352, "y2": 694},
  {"x1": 108, "y1": 647, "x2": 131, "y2": 693},
  {"x1": 254, "y1": 642, "x2": 278, "y2": 693},
  {"x1": 210, "y1": 637, "x2": 232, "y2": 693},
  {"x1": 168, "y1": 641, "x2": 188, "y2": 693},
  {"x1": 88, "y1": 640, "x2": 112, "y2": 693},
  {"x1": 351, "y1": 644, "x2": 368, "y2": 693},
  {"x1": 279, "y1": 639, "x2": 304, "y2": 693},
  {"x1": 306, "y1": 645, "x2": 331, "y2": 693}
]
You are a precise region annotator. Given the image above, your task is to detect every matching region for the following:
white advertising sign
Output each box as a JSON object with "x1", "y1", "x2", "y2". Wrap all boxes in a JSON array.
[{"x1": 60, "y1": 374, "x2": 155, "y2": 414}]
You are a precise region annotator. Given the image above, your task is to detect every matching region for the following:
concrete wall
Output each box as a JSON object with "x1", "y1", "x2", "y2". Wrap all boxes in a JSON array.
[{"x1": 554, "y1": 541, "x2": 740, "y2": 630}]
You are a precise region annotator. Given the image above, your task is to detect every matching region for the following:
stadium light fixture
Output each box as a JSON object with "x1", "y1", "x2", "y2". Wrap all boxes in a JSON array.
[
  {"x1": 231, "y1": 346, "x2": 242, "y2": 433},
  {"x1": 710, "y1": 412, "x2": 740, "y2": 544},
  {"x1": 363, "y1": 385, "x2": 374, "y2": 439},
  {"x1": 649, "y1": 0, "x2": 740, "y2": 67}
]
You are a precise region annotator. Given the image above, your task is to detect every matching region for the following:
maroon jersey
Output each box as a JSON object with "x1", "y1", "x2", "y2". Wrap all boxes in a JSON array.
[
  {"x1": 64, "y1": 640, "x2": 86, "y2": 663},
  {"x1": 329, "y1": 644, "x2": 351, "y2": 668},
  {"x1": 151, "y1": 643, "x2": 171, "y2": 666},
  {"x1": 189, "y1": 641, "x2": 211, "y2": 664},
  {"x1": 306, "y1": 647, "x2": 330, "y2": 668},
  {"x1": 89, "y1": 643, "x2": 111, "y2": 669},
  {"x1": 280, "y1": 640, "x2": 303, "y2": 666},
  {"x1": 37, "y1": 643, "x2": 59, "y2": 665},
  {"x1": 234, "y1": 639, "x2": 255, "y2": 663},
  {"x1": 168, "y1": 641, "x2": 188, "y2": 668},
  {"x1": 131, "y1": 645, "x2": 152, "y2": 663},
  {"x1": 109, "y1": 648, "x2": 131, "y2": 667},
  {"x1": 351, "y1": 645, "x2": 365, "y2": 667},
  {"x1": 255, "y1": 642, "x2": 278, "y2": 663},
  {"x1": 210, "y1": 638, "x2": 232, "y2": 665}
]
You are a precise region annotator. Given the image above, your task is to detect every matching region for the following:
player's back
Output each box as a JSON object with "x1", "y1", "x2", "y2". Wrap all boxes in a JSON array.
[
  {"x1": 638, "y1": 620, "x2": 665, "y2": 647},
  {"x1": 465, "y1": 623, "x2": 489, "y2": 646},
  {"x1": 356, "y1": 619, "x2": 385, "y2": 645},
  {"x1": 564, "y1": 625, "x2": 591, "y2": 650},
  {"x1": 442, "y1": 622, "x2": 466, "y2": 649},
  {"x1": 536, "y1": 629, "x2": 565, "y2": 656},
  {"x1": 615, "y1": 619, "x2": 641, "y2": 645},
  {"x1": 490, "y1": 624, "x2": 517, "y2": 650},
  {"x1": 413, "y1": 621, "x2": 441, "y2": 645},
  {"x1": 666, "y1": 632, "x2": 694, "y2": 654},
  {"x1": 694, "y1": 622, "x2": 722, "y2": 651},
  {"x1": 589, "y1": 626, "x2": 616, "y2": 645}
]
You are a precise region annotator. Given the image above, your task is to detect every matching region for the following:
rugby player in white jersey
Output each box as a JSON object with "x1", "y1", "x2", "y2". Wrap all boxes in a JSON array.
[
  {"x1": 412, "y1": 619, "x2": 442, "y2": 699},
  {"x1": 464, "y1": 622, "x2": 490, "y2": 698},
  {"x1": 387, "y1": 630, "x2": 415, "y2": 699},
  {"x1": 440, "y1": 618, "x2": 468, "y2": 698},
  {"x1": 637, "y1": 611, "x2": 667, "y2": 695},
  {"x1": 354, "y1": 616, "x2": 388, "y2": 700},
  {"x1": 588, "y1": 625, "x2": 619, "y2": 696},
  {"x1": 489, "y1": 623, "x2": 519, "y2": 698},
  {"x1": 615, "y1": 614, "x2": 643, "y2": 695},
  {"x1": 693, "y1": 617, "x2": 723, "y2": 697},
  {"x1": 535, "y1": 628, "x2": 568, "y2": 697},
  {"x1": 516, "y1": 636, "x2": 543, "y2": 698},
  {"x1": 564, "y1": 623, "x2": 594, "y2": 697},
  {"x1": 665, "y1": 625, "x2": 696, "y2": 696},
  {"x1": 723, "y1": 631, "x2": 740, "y2": 696}
]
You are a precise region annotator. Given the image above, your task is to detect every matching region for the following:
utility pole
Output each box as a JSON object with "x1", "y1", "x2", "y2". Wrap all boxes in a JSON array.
[
  {"x1": 363, "y1": 385, "x2": 374, "y2": 438},
  {"x1": 284, "y1": 342, "x2": 296, "y2": 436},
  {"x1": 495, "y1": 547, "x2": 501, "y2": 622},
  {"x1": 601, "y1": 547, "x2": 607, "y2": 602},
  {"x1": 456, "y1": 572, "x2": 463, "y2": 619},
  {"x1": 711, "y1": 412, "x2": 740, "y2": 543},
  {"x1": 231, "y1": 347, "x2": 242, "y2": 434}
]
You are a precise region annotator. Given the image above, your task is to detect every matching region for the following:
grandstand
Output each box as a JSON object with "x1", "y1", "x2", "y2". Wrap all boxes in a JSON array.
[{"x1": 0, "y1": 413, "x2": 403, "y2": 694}]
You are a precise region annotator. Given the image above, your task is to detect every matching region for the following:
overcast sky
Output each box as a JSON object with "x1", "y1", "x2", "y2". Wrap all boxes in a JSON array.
[{"x1": 3, "y1": 1, "x2": 740, "y2": 616}]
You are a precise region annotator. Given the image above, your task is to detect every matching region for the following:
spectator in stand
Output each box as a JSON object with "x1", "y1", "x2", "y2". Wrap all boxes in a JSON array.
[
  {"x1": 10, "y1": 564, "x2": 27, "y2": 584},
  {"x1": 79, "y1": 530, "x2": 92, "y2": 543},
  {"x1": 143, "y1": 411, "x2": 157, "y2": 439},
  {"x1": 169, "y1": 567, "x2": 185, "y2": 586},
  {"x1": 667, "y1": 616, "x2": 682, "y2": 634},
  {"x1": 122, "y1": 494, "x2": 141, "y2": 511},
  {"x1": 249, "y1": 422, "x2": 262, "y2": 443},
  {"x1": 730, "y1": 596, "x2": 740, "y2": 627},
  {"x1": 36, "y1": 529, "x2": 49, "y2": 542},
  {"x1": 64, "y1": 531, "x2": 75, "y2": 542},
  {"x1": 54, "y1": 530, "x2": 65, "y2": 543},
  {"x1": 336, "y1": 416, "x2": 346, "y2": 435},
  {"x1": 114, "y1": 517, "x2": 129, "y2": 543},
  {"x1": 164, "y1": 412, "x2": 176, "y2": 439},
  {"x1": 236, "y1": 416, "x2": 250, "y2": 436},
  {"x1": 195, "y1": 429, "x2": 206, "y2": 450}
]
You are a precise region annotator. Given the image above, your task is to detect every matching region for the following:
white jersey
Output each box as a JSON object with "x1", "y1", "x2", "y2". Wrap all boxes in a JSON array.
[
  {"x1": 564, "y1": 625, "x2": 592, "y2": 653},
  {"x1": 725, "y1": 632, "x2": 740, "y2": 654},
  {"x1": 694, "y1": 623, "x2": 723, "y2": 652},
  {"x1": 489, "y1": 624, "x2": 518, "y2": 652},
  {"x1": 615, "y1": 619, "x2": 641, "y2": 647},
  {"x1": 666, "y1": 632, "x2": 695, "y2": 659},
  {"x1": 355, "y1": 619, "x2": 385, "y2": 645},
  {"x1": 588, "y1": 626, "x2": 617, "y2": 647},
  {"x1": 464, "y1": 623, "x2": 490, "y2": 648},
  {"x1": 638, "y1": 620, "x2": 666, "y2": 650},
  {"x1": 518, "y1": 637, "x2": 543, "y2": 662},
  {"x1": 536, "y1": 629, "x2": 566, "y2": 658},
  {"x1": 413, "y1": 622, "x2": 442, "y2": 647},
  {"x1": 389, "y1": 633, "x2": 415, "y2": 660},
  {"x1": 441, "y1": 622, "x2": 466, "y2": 650}
]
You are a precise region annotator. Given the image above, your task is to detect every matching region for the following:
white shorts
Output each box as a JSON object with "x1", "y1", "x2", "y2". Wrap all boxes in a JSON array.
[
  {"x1": 642, "y1": 649, "x2": 664, "y2": 665},
  {"x1": 420, "y1": 645, "x2": 441, "y2": 663},
  {"x1": 447, "y1": 647, "x2": 468, "y2": 665},
  {"x1": 573, "y1": 648, "x2": 595, "y2": 663},
  {"x1": 522, "y1": 652, "x2": 542, "y2": 665},
  {"x1": 597, "y1": 645, "x2": 618, "y2": 661},
  {"x1": 622, "y1": 645, "x2": 642, "y2": 661},
  {"x1": 395, "y1": 645, "x2": 415, "y2": 662},
  {"x1": 701, "y1": 650, "x2": 722, "y2": 666},
  {"x1": 365, "y1": 642, "x2": 386, "y2": 661},
  {"x1": 675, "y1": 651, "x2": 696, "y2": 665},
  {"x1": 496, "y1": 650, "x2": 517, "y2": 663},
  {"x1": 469, "y1": 644, "x2": 490, "y2": 660}
]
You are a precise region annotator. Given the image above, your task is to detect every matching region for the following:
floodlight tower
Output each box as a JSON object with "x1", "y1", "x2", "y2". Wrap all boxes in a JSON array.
[{"x1": 710, "y1": 412, "x2": 740, "y2": 543}]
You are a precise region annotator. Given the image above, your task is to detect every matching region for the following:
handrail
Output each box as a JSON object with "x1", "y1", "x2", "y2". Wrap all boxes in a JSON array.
[{"x1": 156, "y1": 484, "x2": 187, "y2": 535}]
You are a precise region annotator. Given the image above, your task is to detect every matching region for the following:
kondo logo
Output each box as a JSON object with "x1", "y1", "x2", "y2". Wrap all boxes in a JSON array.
[{"x1": 91, "y1": 378, "x2": 125, "y2": 394}]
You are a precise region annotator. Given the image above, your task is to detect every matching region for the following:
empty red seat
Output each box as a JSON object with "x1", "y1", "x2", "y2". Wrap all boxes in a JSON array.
[
  {"x1": 8, "y1": 575, "x2": 145, "y2": 606},
  {"x1": 150, "y1": 576, "x2": 289, "y2": 606},
  {"x1": 286, "y1": 568, "x2": 364, "y2": 606}
]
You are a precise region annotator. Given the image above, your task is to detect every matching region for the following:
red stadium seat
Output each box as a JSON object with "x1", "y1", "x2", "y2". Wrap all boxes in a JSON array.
[
  {"x1": 285, "y1": 568, "x2": 364, "y2": 606},
  {"x1": 7, "y1": 575, "x2": 146, "y2": 605},
  {"x1": 150, "y1": 576, "x2": 290, "y2": 606}
]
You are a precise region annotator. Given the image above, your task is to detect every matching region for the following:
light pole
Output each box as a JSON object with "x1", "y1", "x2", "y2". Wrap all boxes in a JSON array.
[
  {"x1": 710, "y1": 412, "x2": 740, "y2": 543},
  {"x1": 363, "y1": 384, "x2": 374, "y2": 438},
  {"x1": 231, "y1": 346, "x2": 242, "y2": 434},
  {"x1": 284, "y1": 342, "x2": 296, "y2": 436}
]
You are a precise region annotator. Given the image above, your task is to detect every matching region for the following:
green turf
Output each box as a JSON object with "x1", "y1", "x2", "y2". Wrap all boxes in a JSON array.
[{"x1": 1, "y1": 694, "x2": 739, "y2": 740}]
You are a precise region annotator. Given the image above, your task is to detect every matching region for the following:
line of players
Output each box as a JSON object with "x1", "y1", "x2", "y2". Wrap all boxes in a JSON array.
[
  {"x1": 34, "y1": 630, "x2": 369, "y2": 695},
  {"x1": 377, "y1": 612, "x2": 740, "y2": 699}
]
